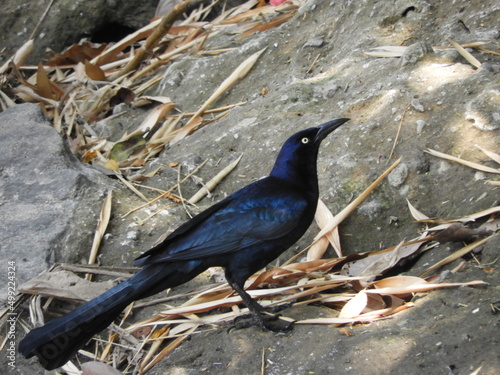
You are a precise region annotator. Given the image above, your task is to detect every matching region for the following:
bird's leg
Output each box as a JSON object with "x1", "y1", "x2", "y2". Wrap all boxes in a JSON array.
[{"x1": 227, "y1": 279, "x2": 294, "y2": 332}]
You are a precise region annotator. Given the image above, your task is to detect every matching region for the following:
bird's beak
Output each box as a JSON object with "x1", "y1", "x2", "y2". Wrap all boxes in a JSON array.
[{"x1": 315, "y1": 118, "x2": 349, "y2": 143}]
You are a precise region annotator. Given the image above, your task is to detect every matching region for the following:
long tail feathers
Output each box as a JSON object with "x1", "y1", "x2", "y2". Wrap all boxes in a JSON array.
[{"x1": 19, "y1": 261, "x2": 204, "y2": 370}]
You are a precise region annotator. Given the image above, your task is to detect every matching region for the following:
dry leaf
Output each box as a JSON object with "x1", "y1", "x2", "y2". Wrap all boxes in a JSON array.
[
  {"x1": 47, "y1": 41, "x2": 107, "y2": 66},
  {"x1": 86, "y1": 191, "x2": 113, "y2": 280},
  {"x1": 314, "y1": 158, "x2": 401, "y2": 241},
  {"x1": 476, "y1": 145, "x2": 500, "y2": 165},
  {"x1": 339, "y1": 291, "x2": 367, "y2": 318},
  {"x1": 36, "y1": 63, "x2": 63, "y2": 100},
  {"x1": 18, "y1": 270, "x2": 115, "y2": 302},
  {"x1": 420, "y1": 234, "x2": 496, "y2": 277},
  {"x1": 362, "y1": 46, "x2": 409, "y2": 57},
  {"x1": 366, "y1": 275, "x2": 487, "y2": 294},
  {"x1": 0, "y1": 39, "x2": 33, "y2": 74},
  {"x1": 449, "y1": 38, "x2": 482, "y2": 68},
  {"x1": 406, "y1": 199, "x2": 429, "y2": 221},
  {"x1": 309, "y1": 199, "x2": 342, "y2": 260},
  {"x1": 171, "y1": 47, "x2": 267, "y2": 143},
  {"x1": 425, "y1": 149, "x2": 500, "y2": 174},
  {"x1": 188, "y1": 154, "x2": 243, "y2": 204}
]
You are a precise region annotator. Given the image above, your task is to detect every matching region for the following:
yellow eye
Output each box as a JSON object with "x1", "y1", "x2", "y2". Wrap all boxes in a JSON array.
[{"x1": 301, "y1": 137, "x2": 310, "y2": 144}]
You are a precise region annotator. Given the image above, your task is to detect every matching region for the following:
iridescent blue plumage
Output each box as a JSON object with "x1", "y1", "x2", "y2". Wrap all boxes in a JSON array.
[{"x1": 19, "y1": 118, "x2": 349, "y2": 370}]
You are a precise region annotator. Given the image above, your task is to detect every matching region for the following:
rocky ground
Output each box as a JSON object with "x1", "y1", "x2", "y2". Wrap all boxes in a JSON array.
[{"x1": 0, "y1": 0, "x2": 499, "y2": 374}]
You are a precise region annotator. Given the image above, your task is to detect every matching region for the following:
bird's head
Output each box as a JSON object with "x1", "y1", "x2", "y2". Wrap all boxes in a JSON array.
[{"x1": 270, "y1": 118, "x2": 349, "y2": 184}]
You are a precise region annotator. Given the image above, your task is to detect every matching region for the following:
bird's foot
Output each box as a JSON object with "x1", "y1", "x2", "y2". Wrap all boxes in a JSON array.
[
  {"x1": 262, "y1": 302, "x2": 293, "y2": 314},
  {"x1": 229, "y1": 312, "x2": 294, "y2": 333}
]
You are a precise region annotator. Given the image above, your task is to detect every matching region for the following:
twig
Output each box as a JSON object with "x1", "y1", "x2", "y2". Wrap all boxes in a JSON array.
[
  {"x1": 122, "y1": 159, "x2": 208, "y2": 218},
  {"x1": 387, "y1": 104, "x2": 411, "y2": 163},
  {"x1": 178, "y1": 165, "x2": 194, "y2": 218},
  {"x1": 29, "y1": 0, "x2": 56, "y2": 40},
  {"x1": 306, "y1": 53, "x2": 321, "y2": 74},
  {"x1": 109, "y1": 0, "x2": 209, "y2": 81}
]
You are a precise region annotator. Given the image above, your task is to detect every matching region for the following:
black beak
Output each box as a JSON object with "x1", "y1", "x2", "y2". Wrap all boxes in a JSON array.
[{"x1": 315, "y1": 118, "x2": 349, "y2": 143}]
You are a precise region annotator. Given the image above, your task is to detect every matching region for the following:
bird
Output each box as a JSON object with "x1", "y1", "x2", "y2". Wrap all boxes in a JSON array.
[{"x1": 19, "y1": 118, "x2": 349, "y2": 370}]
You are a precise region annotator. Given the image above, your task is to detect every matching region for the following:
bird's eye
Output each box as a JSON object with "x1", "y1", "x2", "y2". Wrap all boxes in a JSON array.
[{"x1": 301, "y1": 137, "x2": 310, "y2": 144}]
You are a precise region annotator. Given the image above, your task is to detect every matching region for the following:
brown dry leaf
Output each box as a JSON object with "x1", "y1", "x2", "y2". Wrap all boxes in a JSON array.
[
  {"x1": 141, "y1": 326, "x2": 198, "y2": 373},
  {"x1": 420, "y1": 206, "x2": 500, "y2": 229},
  {"x1": 84, "y1": 60, "x2": 107, "y2": 81},
  {"x1": 366, "y1": 275, "x2": 487, "y2": 295},
  {"x1": 235, "y1": 11, "x2": 296, "y2": 40},
  {"x1": 47, "y1": 41, "x2": 107, "y2": 66},
  {"x1": 296, "y1": 316, "x2": 386, "y2": 325},
  {"x1": 343, "y1": 235, "x2": 430, "y2": 278},
  {"x1": 109, "y1": 87, "x2": 136, "y2": 107},
  {"x1": 339, "y1": 327, "x2": 353, "y2": 336},
  {"x1": 283, "y1": 258, "x2": 344, "y2": 273},
  {"x1": 93, "y1": 20, "x2": 159, "y2": 66},
  {"x1": 433, "y1": 220, "x2": 500, "y2": 243},
  {"x1": 307, "y1": 236, "x2": 330, "y2": 263},
  {"x1": 0, "y1": 89, "x2": 17, "y2": 109},
  {"x1": 36, "y1": 63, "x2": 64, "y2": 100}
]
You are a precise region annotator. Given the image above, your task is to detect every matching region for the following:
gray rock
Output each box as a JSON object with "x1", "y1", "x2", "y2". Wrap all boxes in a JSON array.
[
  {"x1": 0, "y1": 104, "x2": 109, "y2": 300},
  {"x1": 303, "y1": 37, "x2": 325, "y2": 48},
  {"x1": 465, "y1": 89, "x2": 500, "y2": 131},
  {"x1": 388, "y1": 163, "x2": 409, "y2": 187},
  {"x1": 401, "y1": 41, "x2": 434, "y2": 66},
  {"x1": 411, "y1": 99, "x2": 425, "y2": 112},
  {"x1": 358, "y1": 200, "x2": 382, "y2": 221}
]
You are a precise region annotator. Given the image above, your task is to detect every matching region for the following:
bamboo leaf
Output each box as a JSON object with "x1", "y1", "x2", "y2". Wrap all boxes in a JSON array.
[
  {"x1": 314, "y1": 158, "x2": 401, "y2": 241},
  {"x1": 425, "y1": 149, "x2": 500, "y2": 174},
  {"x1": 171, "y1": 47, "x2": 267, "y2": 143},
  {"x1": 86, "y1": 191, "x2": 113, "y2": 280},
  {"x1": 449, "y1": 38, "x2": 482, "y2": 68}
]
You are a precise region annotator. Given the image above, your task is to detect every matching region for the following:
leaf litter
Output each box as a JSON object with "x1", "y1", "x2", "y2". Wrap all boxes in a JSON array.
[
  {"x1": 1, "y1": 0, "x2": 498, "y2": 373},
  {"x1": 12, "y1": 161, "x2": 497, "y2": 373}
]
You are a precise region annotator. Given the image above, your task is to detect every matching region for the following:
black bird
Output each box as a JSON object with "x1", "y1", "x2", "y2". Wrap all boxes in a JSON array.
[{"x1": 19, "y1": 118, "x2": 349, "y2": 370}]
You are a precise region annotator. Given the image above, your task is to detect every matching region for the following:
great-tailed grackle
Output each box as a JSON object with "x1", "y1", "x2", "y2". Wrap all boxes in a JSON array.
[{"x1": 19, "y1": 118, "x2": 349, "y2": 370}]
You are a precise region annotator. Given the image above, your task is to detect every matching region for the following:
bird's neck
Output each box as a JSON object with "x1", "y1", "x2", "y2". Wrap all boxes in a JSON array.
[{"x1": 269, "y1": 157, "x2": 319, "y2": 196}]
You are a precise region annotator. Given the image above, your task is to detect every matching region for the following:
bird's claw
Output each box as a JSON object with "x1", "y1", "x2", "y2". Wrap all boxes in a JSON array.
[{"x1": 228, "y1": 312, "x2": 294, "y2": 333}]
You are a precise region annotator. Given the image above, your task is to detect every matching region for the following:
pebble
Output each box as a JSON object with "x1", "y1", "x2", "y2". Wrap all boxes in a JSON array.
[
  {"x1": 303, "y1": 37, "x2": 324, "y2": 48},
  {"x1": 416, "y1": 120, "x2": 426, "y2": 133},
  {"x1": 411, "y1": 99, "x2": 425, "y2": 112}
]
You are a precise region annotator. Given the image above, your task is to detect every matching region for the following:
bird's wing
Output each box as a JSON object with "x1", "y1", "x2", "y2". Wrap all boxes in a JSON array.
[{"x1": 134, "y1": 190, "x2": 308, "y2": 265}]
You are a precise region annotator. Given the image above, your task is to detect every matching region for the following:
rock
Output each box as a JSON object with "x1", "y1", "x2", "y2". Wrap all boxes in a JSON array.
[
  {"x1": 401, "y1": 41, "x2": 434, "y2": 66},
  {"x1": 358, "y1": 200, "x2": 382, "y2": 220},
  {"x1": 411, "y1": 99, "x2": 425, "y2": 112},
  {"x1": 0, "y1": 0, "x2": 158, "y2": 64},
  {"x1": 416, "y1": 119, "x2": 426, "y2": 133},
  {"x1": 0, "y1": 104, "x2": 109, "y2": 300},
  {"x1": 303, "y1": 37, "x2": 325, "y2": 48},
  {"x1": 388, "y1": 163, "x2": 409, "y2": 187},
  {"x1": 82, "y1": 361, "x2": 124, "y2": 375},
  {"x1": 465, "y1": 89, "x2": 500, "y2": 131}
]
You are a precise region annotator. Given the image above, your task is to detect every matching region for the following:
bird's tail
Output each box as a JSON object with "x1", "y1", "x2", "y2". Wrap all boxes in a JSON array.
[{"x1": 19, "y1": 261, "x2": 205, "y2": 370}]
